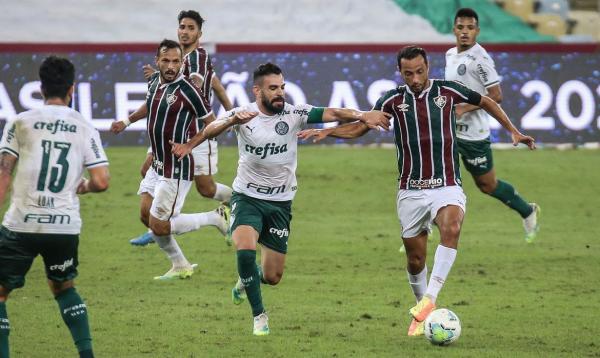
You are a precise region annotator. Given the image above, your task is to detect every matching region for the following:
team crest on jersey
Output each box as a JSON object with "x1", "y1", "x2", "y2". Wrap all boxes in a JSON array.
[
  {"x1": 434, "y1": 95, "x2": 447, "y2": 109},
  {"x1": 167, "y1": 93, "x2": 178, "y2": 105},
  {"x1": 457, "y1": 64, "x2": 466, "y2": 75},
  {"x1": 275, "y1": 121, "x2": 289, "y2": 135}
]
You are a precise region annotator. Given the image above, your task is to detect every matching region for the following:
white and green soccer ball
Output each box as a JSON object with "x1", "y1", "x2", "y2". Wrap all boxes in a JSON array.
[{"x1": 424, "y1": 308, "x2": 461, "y2": 346}]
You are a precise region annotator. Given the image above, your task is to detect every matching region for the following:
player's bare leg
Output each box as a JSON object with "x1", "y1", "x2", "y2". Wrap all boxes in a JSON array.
[
  {"x1": 403, "y1": 230, "x2": 429, "y2": 336},
  {"x1": 130, "y1": 191, "x2": 154, "y2": 246}
]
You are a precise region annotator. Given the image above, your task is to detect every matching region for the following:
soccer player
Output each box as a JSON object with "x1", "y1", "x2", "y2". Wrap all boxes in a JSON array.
[
  {"x1": 127, "y1": 10, "x2": 234, "y2": 247},
  {"x1": 113, "y1": 39, "x2": 225, "y2": 280},
  {"x1": 185, "y1": 63, "x2": 390, "y2": 336},
  {"x1": 298, "y1": 46, "x2": 536, "y2": 336},
  {"x1": 446, "y1": 8, "x2": 539, "y2": 243},
  {"x1": 0, "y1": 56, "x2": 110, "y2": 358}
]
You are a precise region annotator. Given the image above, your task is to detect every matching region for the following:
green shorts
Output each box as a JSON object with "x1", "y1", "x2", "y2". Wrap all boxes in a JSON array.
[
  {"x1": 230, "y1": 192, "x2": 292, "y2": 254},
  {"x1": 457, "y1": 137, "x2": 494, "y2": 176},
  {"x1": 0, "y1": 226, "x2": 79, "y2": 291}
]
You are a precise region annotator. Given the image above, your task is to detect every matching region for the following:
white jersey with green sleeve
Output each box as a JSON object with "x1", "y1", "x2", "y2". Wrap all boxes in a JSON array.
[
  {"x1": 228, "y1": 102, "x2": 323, "y2": 201},
  {"x1": 445, "y1": 43, "x2": 500, "y2": 141},
  {"x1": 0, "y1": 105, "x2": 109, "y2": 234}
]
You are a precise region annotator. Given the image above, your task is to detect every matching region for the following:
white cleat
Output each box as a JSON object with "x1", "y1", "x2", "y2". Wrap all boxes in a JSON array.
[
  {"x1": 253, "y1": 312, "x2": 270, "y2": 336},
  {"x1": 523, "y1": 203, "x2": 540, "y2": 243}
]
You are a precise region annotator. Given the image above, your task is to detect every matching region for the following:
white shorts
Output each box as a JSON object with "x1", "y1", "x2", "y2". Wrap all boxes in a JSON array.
[
  {"x1": 137, "y1": 167, "x2": 193, "y2": 221},
  {"x1": 192, "y1": 139, "x2": 218, "y2": 176},
  {"x1": 396, "y1": 186, "x2": 466, "y2": 238}
]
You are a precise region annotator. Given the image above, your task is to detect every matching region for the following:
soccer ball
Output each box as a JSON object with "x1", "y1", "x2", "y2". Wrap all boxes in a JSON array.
[{"x1": 424, "y1": 308, "x2": 461, "y2": 346}]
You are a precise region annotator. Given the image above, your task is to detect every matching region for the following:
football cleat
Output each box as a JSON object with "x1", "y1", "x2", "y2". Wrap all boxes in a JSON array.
[
  {"x1": 129, "y1": 232, "x2": 154, "y2": 246},
  {"x1": 232, "y1": 278, "x2": 246, "y2": 305},
  {"x1": 410, "y1": 296, "x2": 436, "y2": 322},
  {"x1": 523, "y1": 203, "x2": 540, "y2": 243},
  {"x1": 215, "y1": 204, "x2": 232, "y2": 246},
  {"x1": 253, "y1": 312, "x2": 270, "y2": 336},
  {"x1": 407, "y1": 318, "x2": 425, "y2": 336},
  {"x1": 153, "y1": 264, "x2": 198, "y2": 280}
]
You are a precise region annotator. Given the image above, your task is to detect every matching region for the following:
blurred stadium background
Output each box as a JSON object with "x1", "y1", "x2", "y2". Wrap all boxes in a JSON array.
[{"x1": 1, "y1": 0, "x2": 599, "y2": 146}]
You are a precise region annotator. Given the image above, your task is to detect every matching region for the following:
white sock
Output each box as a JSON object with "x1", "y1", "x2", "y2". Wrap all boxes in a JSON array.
[
  {"x1": 153, "y1": 234, "x2": 189, "y2": 267},
  {"x1": 212, "y1": 183, "x2": 232, "y2": 203},
  {"x1": 170, "y1": 212, "x2": 221, "y2": 235},
  {"x1": 407, "y1": 266, "x2": 428, "y2": 303},
  {"x1": 425, "y1": 245, "x2": 457, "y2": 303}
]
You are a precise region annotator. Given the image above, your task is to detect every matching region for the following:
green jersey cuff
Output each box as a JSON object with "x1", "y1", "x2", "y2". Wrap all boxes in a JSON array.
[{"x1": 307, "y1": 107, "x2": 325, "y2": 123}]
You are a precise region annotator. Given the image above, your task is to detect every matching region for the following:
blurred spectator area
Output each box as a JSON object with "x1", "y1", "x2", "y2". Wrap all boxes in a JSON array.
[{"x1": 496, "y1": 0, "x2": 600, "y2": 41}]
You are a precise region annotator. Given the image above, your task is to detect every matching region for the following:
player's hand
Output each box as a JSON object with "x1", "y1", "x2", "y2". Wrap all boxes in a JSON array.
[
  {"x1": 142, "y1": 64, "x2": 156, "y2": 80},
  {"x1": 169, "y1": 140, "x2": 192, "y2": 160},
  {"x1": 360, "y1": 110, "x2": 391, "y2": 131},
  {"x1": 231, "y1": 111, "x2": 259, "y2": 125},
  {"x1": 189, "y1": 73, "x2": 205, "y2": 88},
  {"x1": 512, "y1": 132, "x2": 536, "y2": 150},
  {"x1": 76, "y1": 178, "x2": 89, "y2": 194},
  {"x1": 298, "y1": 128, "x2": 332, "y2": 143},
  {"x1": 454, "y1": 104, "x2": 466, "y2": 119},
  {"x1": 110, "y1": 120, "x2": 127, "y2": 134}
]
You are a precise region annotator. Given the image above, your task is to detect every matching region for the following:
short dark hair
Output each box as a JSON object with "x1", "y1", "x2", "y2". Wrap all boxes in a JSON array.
[
  {"x1": 156, "y1": 39, "x2": 182, "y2": 57},
  {"x1": 253, "y1": 62, "x2": 283, "y2": 84},
  {"x1": 396, "y1": 46, "x2": 428, "y2": 70},
  {"x1": 178, "y1": 10, "x2": 205, "y2": 29},
  {"x1": 39, "y1": 56, "x2": 75, "y2": 99},
  {"x1": 454, "y1": 7, "x2": 479, "y2": 25}
]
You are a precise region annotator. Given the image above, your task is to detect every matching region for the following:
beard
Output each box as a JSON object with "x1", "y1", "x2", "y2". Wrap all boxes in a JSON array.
[{"x1": 261, "y1": 96, "x2": 285, "y2": 114}]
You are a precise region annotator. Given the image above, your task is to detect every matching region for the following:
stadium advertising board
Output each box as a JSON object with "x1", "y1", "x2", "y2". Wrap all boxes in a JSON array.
[{"x1": 0, "y1": 49, "x2": 599, "y2": 144}]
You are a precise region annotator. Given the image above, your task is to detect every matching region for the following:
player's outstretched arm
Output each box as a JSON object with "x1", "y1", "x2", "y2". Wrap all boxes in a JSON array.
[
  {"x1": 77, "y1": 166, "x2": 110, "y2": 194},
  {"x1": 0, "y1": 153, "x2": 17, "y2": 206},
  {"x1": 322, "y1": 108, "x2": 391, "y2": 131},
  {"x1": 455, "y1": 84, "x2": 503, "y2": 118},
  {"x1": 111, "y1": 103, "x2": 148, "y2": 134},
  {"x1": 298, "y1": 122, "x2": 370, "y2": 143},
  {"x1": 204, "y1": 110, "x2": 259, "y2": 139},
  {"x1": 478, "y1": 96, "x2": 536, "y2": 150},
  {"x1": 211, "y1": 76, "x2": 234, "y2": 111}
]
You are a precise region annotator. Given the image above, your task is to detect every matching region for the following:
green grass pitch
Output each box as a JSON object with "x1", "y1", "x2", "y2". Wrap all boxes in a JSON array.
[{"x1": 4, "y1": 145, "x2": 599, "y2": 357}]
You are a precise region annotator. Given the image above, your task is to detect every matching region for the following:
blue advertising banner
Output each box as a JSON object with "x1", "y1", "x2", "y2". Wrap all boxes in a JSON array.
[{"x1": 1, "y1": 50, "x2": 599, "y2": 144}]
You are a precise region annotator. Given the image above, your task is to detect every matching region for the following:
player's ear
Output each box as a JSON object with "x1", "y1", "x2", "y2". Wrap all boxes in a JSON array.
[{"x1": 252, "y1": 84, "x2": 260, "y2": 98}]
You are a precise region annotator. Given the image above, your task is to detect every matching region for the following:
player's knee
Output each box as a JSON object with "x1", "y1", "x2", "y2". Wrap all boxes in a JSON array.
[
  {"x1": 149, "y1": 221, "x2": 170, "y2": 236},
  {"x1": 263, "y1": 271, "x2": 283, "y2": 285},
  {"x1": 0, "y1": 285, "x2": 10, "y2": 302},
  {"x1": 439, "y1": 221, "x2": 462, "y2": 241},
  {"x1": 477, "y1": 181, "x2": 496, "y2": 194},
  {"x1": 48, "y1": 280, "x2": 74, "y2": 297},
  {"x1": 196, "y1": 181, "x2": 216, "y2": 198},
  {"x1": 407, "y1": 253, "x2": 426, "y2": 272}
]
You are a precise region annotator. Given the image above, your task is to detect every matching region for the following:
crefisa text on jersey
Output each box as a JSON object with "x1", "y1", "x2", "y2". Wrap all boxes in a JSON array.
[{"x1": 34, "y1": 119, "x2": 77, "y2": 134}]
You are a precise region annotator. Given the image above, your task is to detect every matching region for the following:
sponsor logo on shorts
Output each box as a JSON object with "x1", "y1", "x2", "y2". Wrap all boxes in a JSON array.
[
  {"x1": 466, "y1": 156, "x2": 488, "y2": 167},
  {"x1": 409, "y1": 178, "x2": 443, "y2": 189},
  {"x1": 269, "y1": 227, "x2": 289, "y2": 238},
  {"x1": 50, "y1": 258, "x2": 74, "y2": 272}
]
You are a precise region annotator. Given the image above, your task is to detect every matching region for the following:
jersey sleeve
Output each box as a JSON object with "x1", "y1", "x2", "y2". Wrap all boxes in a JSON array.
[
  {"x1": 182, "y1": 81, "x2": 213, "y2": 120},
  {"x1": 372, "y1": 90, "x2": 396, "y2": 115},
  {"x1": 83, "y1": 128, "x2": 109, "y2": 168},
  {"x1": 293, "y1": 104, "x2": 316, "y2": 128},
  {"x1": 0, "y1": 118, "x2": 20, "y2": 158},
  {"x1": 443, "y1": 81, "x2": 482, "y2": 106},
  {"x1": 474, "y1": 56, "x2": 500, "y2": 88}
]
